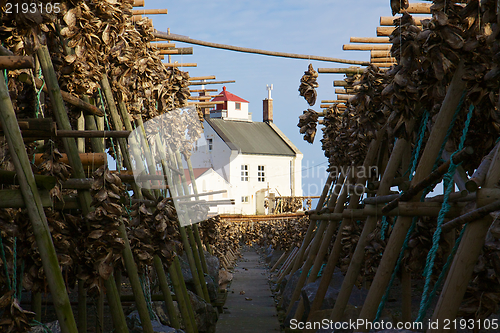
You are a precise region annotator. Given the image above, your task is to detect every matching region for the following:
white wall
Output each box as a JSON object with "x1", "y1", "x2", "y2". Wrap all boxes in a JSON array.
[{"x1": 225, "y1": 101, "x2": 249, "y2": 121}]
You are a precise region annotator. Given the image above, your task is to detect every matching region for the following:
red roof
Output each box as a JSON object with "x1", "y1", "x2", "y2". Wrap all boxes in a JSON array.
[
  {"x1": 183, "y1": 168, "x2": 210, "y2": 185},
  {"x1": 211, "y1": 86, "x2": 249, "y2": 103}
]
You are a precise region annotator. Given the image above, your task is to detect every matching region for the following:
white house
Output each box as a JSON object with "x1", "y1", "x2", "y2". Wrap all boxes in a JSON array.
[{"x1": 188, "y1": 87, "x2": 303, "y2": 215}]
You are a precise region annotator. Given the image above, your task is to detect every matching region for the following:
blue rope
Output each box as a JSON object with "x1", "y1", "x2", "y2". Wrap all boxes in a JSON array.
[
  {"x1": 380, "y1": 216, "x2": 389, "y2": 241},
  {"x1": 416, "y1": 104, "x2": 474, "y2": 322}
]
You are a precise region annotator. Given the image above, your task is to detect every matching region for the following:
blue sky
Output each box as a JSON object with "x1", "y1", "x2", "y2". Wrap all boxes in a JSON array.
[{"x1": 143, "y1": 0, "x2": 391, "y2": 196}]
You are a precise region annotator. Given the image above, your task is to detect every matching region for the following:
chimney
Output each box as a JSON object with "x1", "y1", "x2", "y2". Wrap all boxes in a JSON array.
[{"x1": 263, "y1": 84, "x2": 273, "y2": 122}]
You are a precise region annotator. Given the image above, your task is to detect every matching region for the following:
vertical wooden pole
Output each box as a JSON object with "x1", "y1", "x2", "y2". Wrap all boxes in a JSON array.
[
  {"x1": 104, "y1": 275, "x2": 129, "y2": 333},
  {"x1": 358, "y1": 60, "x2": 467, "y2": 328},
  {"x1": 329, "y1": 137, "x2": 410, "y2": 322},
  {"x1": 83, "y1": 97, "x2": 105, "y2": 153},
  {"x1": 36, "y1": 44, "x2": 93, "y2": 216},
  {"x1": 0, "y1": 69, "x2": 78, "y2": 333},
  {"x1": 184, "y1": 154, "x2": 211, "y2": 273},
  {"x1": 430, "y1": 144, "x2": 500, "y2": 332},
  {"x1": 31, "y1": 292, "x2": 42, "y2": 322},
  {"x1": 286, "y1": 175, "x2": 335, "y2": 277},
  {"x1": 77, "y1": 111, "x2": 85, "y2": 152},
  {"x1": 172, "y1": 256, "x2": 199, "y2": 333},
  {"x1": 153, "y1": 256, "x2": 180, "y2": 329}
]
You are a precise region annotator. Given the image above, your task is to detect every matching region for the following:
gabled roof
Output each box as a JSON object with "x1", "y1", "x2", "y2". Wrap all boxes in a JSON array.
[
  {"x1": 211, "y1": 86, "x2": 249, "y2": 103},
  {"x1": 206, "y1": 118, "x2": 300, "y2": 156},
  {"x1": 183, "y1": 167, "x2": 210, "y2": 185}
]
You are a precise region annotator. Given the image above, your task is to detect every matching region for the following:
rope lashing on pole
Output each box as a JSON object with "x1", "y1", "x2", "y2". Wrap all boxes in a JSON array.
[{"x1": 416, "y1": 103, "x2": 475, "y2": 322}]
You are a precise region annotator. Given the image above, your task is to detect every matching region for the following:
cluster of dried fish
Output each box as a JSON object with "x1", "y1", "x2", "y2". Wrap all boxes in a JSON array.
[
  {"x1": 458, "y1": 218, "x2": 500, "y2": 319},
  {"x1": 37, "y1": 145, "x2": 72, "y2": 201},
  {"x1": 297, "y1": 109, "x2": 319, "y2": 144},
  {"x1": 78, "y1": 166, "x2": 126, "y2": 294},
  {"x1": 276, "y1": 197, "x2": 305, "y2": 213},
  {"x1": 362, "y1": 222, "x2": 391, "y2": 283},
  {"x1": 298, "y1": 64, "x2": 319, "y2": 106},
  {"x1": 199, "y1": 216, "x2": 310, "y2": 259},
  {"x1": 0, "y1": 209, "x2": 19, "y2": 291},
  {"x1": 402, "y1": 216, "x2": 450, "y2": 278},
  {"x1": 129, "y1": 198, "x2": 182, "y2": 268},
  {"x1": 0, "y1": 290, "x2": 35, "y2": 333},
  {"x1": 339, "y1": 222, "x2": 362, "y2": 274}
]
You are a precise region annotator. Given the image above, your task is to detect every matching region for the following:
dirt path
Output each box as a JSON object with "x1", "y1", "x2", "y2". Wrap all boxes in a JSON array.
[{"x1": 216, "y1": 248, "x2": 280, "y2": 333}]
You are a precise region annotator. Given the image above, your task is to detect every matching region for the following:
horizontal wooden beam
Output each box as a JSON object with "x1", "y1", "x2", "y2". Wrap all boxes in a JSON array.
[
  {"x1": 163, "y1": 62, "x2": 197, "y2": 67},
  {"x1": 188, "y1": 95, "x2": 222, "y2": 101},
  {"x1": 320, "y1": 104, "x2": 346, "y2": 108},
  {"x1": 318, "y1": 67, "x2": 364, "y2": 74},
  {"x1": 0, "y1": 56, "x2": 34, "y2": 69},
  {"x1": 337, "y1": 94, "x2": 356, "y2": 100},
  {"x1": 371, "y1": 50, "x2": 392, "y2": 57},
  {"x1": 188, "y1": 76, "x2": 216, "y2": 81},
  {"x1": 188, "y1": 80, "x2": 235, "y2": 86},
  {"x1": 371, "y1": 57, "x2": 396, "y2": 62},
  {"x1": 343, "y1": 44, "x2": 391, "y2": 51},
  {"x1": 153, "y1": 30, "x2": 369, "y2": 66},
  {"x1": 132, "y1": 14, "x2": 142, "y2": 21},
  {"x1": 34, "y1": 153, "x2": 107, "y2": 167},
  {"x1": 380, "y1": 16, "x2": 430, "y2": 26},
  {"x1": 377, "y1": 26, "x2": 396, "y2": 36},
  {"x1": 405, "y1": 2, "x2": 431, "y2": 14},
  {"x1": 150, "y1": 42, "x2": 176, "y2": 49},
  {"x1": 321, "y1": 100, "x2": 344, "y2": 103},
  {"x1": 133, "y1": 0, "x2": 144, "y2": 7},
  {"x1": 159, "y1": 47, "x2": 193, "y2": 55},
  {"x1": 0, "y1": 189, "x2": 52, "y2": 208},
  {"x1": 350, "y1": 37, "x2": 390, "y2": 43},
  {"x1": 371, "y1": 62, "x2": 396, "y2": 68},
  {"x1": 132, "y1": 9, "x2": 168, "y2": 15},
  {"x1": 335, "y1": 88, "x2": 347, "y2": 94},
  {"x1": 333, "y1": 80, "x2": 348, "y2": 87},
  {"x1": 189, "y1": 89, "x2": 218, "y2": 92},
  {"x1": 187, "y1": 101, "x2": 224, "y2": 106}
]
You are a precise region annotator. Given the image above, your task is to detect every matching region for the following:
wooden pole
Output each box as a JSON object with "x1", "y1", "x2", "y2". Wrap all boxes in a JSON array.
[
  {"x1": 104, "y1": 275, "x2": 129, "y2": 333},
  {"x1": 377, "y1": 26, "x2": 396, "y2": 36},
  {"x1": 171, "y1": 256, "x2": 198, "y2": 333},
  {"x1": 318, "y1": 67, "x2": 365, "y2": 74},
  {"x1": 100, "y1": 75, "x2": 155, "y2": 333},
  {"x1": 380, "y1": 16, "x2": 430, "y2": 26},
  {"x1": 153, "y1": 31, "x2": 369, "y2": 66},
  {"x1": 133, "y1": 0, "x2": 144, "y2": 6},
  {"x1": 36, "y1": 44, "x2": 94, "y2": 216},
  {"x1": 286, "y1": 175, "x2": 335, "y2": 278},
  {"x1": 466, "y1": 141, "x2": 500, "y2": 192},
  {"x1": 430, "y1": 144, "x2": 500, "y2": 332},
  {"x1": 293, "y1": 169, "x2": 349, "y2": 320},
  {"x1": 357, "y1": 60, "x2": 467, "y2": 328},
  {"x1": 350, "y1": 37, "x2": 390, "y2": 43},
  {"x1": 0, "y1": 69, "x2": 78, "y2": 333},
  {"x1": 371, "y1": 50, "x2": 392, "y2": 58},
  {"x1": 160, "y1": 47, "x2": 193, "y2": 55},
  {"x1": 329, "y1": 136, "x2": 409, "y2": 322},
  {"x1": 343, "y1": 44, "x2": 392, "y2": 51},
  {"x1": 132, "y1": 8, "x2": 168, "y2": 14},
  {"x1": 163, "y1": 63, "x2": 198, "y2": 67},
  {"x1": 185, "y1": 154, "x2": 213, "y2": 266},
  {"x1": 83, "y1": 97, "x2": 106, "y2": 153},
  {"x1": 0, "y1": 55, "x2": 34, "y2": 69},
  {"x1": 153, "y1": 256, "x2": 180, "y2": 329},
  {"x1": 271, "y1": 248, "x2": 293, "y2": 272},
  {"x1": 173, "y1": 150, "x2": 211, "y2": 302}
]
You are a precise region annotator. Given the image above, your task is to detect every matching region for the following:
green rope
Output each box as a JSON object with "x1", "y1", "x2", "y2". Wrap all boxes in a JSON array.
[
  {"x1": 12, "y1": 237, "x2": 17, "y2": 297},
  {"x1": 0, "y1": 235, "x2": 12, "y2": 290},
  {"x1": 34, "y1": 69, "x2": 45, "y2": 118},
  {"x1": 18, "y1": 261, "x2": 24, "y2": 300},
  {"x1": 31, "y1": 319, "x2": 54, "y2": 333},
  {"x1": 4, "y1": 69, "x2": 8, "y2": 87},
  {"x1": 98, "y1": 88, "x2": 121, "y2": 171},
  {"x1": 380, "y1": 216, "x2": 390, "y2": 241},
  {"x1": 416, "y1": 225, "x2": 467, "y2": 322},
  {"x1": 140, "y1": 273, "x2": 157, "y2": 321},
  {"x1": 416, "y1": 104, "x2": 474, "y2": 322}
]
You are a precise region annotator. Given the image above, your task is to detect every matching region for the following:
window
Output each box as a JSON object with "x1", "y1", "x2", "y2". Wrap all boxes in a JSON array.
[
  {"x1": 241, "y1": 196, "x2": 249, "y2": 203},
  {"x1": 207, "y1": 138, "x2": 213, "y2": 151},
  {"x1": 241, "y1": 165, "x2": 248, "y2": 181},
  {"x1": 258, "y1": 165, "x2": 265, "y2": 182},
  {"x1": 235, "y1": 102, "x2": 241, "y2": 110}
]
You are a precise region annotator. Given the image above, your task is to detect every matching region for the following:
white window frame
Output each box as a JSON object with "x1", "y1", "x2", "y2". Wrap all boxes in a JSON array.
[
  {"x1": 235, "y1": 102, "x2": 241, "y2": 110},
  {"x1": 207, "y1": 138, "x2": 213, "y2": 151},
  {"x1": 258, "y1": 165, "x2": 265, "y2": 182},
  {"x1": 241, "y1": 164, "x2": 248, "y2": 181},
  {"x1": 241, "y1": 196, "x2": 249, "y2": 203}
]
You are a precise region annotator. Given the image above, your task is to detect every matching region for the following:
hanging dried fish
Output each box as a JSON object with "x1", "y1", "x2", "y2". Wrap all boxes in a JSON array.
[{"x1": 299, "y1": 64, "x2": 319, "y2": 106}]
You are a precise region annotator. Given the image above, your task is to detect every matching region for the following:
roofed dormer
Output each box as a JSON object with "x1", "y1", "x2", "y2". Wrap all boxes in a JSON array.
[{"x1": 210, "y1": 86, "x2": 251, "y2": 121}]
